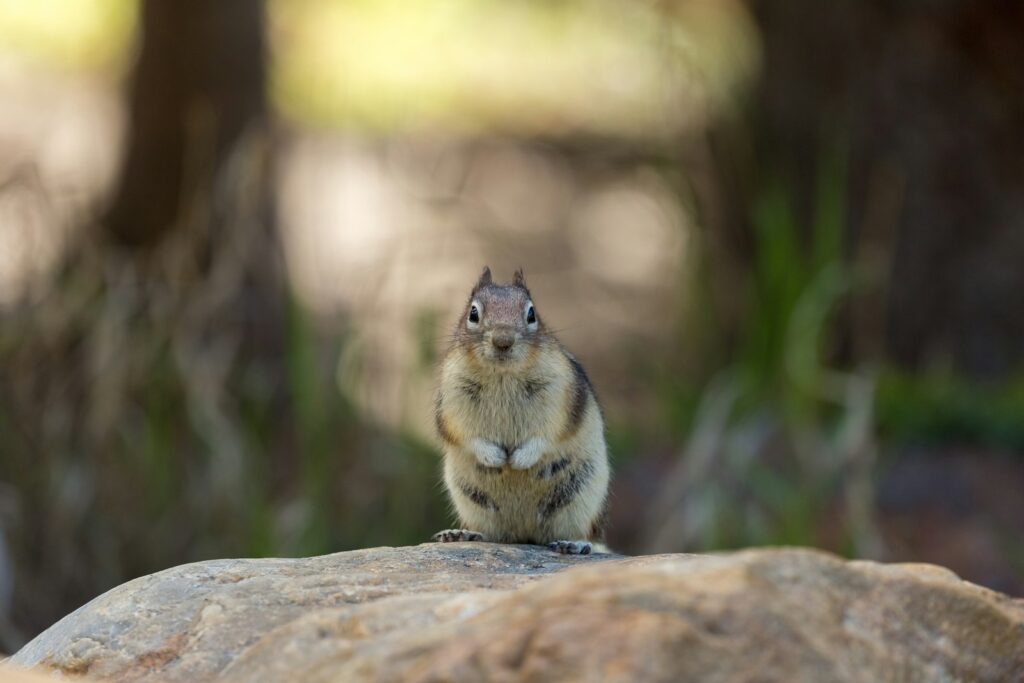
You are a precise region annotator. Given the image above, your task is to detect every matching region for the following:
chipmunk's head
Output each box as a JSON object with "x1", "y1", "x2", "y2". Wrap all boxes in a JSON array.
[{"x1": 456, "y1": 266, "x2": 543, "y2": 368}]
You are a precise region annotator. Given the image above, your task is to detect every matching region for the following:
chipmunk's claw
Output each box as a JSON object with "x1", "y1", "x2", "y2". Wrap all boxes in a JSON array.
[
  {"x1": 432, "y1": 529, "x2": 486, "y2": 543},
  {"x1": 547, "y1": 540, "x2": 592, "y2": 555}
]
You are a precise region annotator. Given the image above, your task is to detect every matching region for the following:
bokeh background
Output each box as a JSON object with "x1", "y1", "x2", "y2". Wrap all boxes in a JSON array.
[{"x1": 2, "y1": 0, "x2": 1023, "y2": 650}]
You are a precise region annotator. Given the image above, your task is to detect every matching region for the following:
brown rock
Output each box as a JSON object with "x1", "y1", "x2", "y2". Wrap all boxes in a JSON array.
[
  {"x1": 11, "y1": 545, "x2": 1024, "y2": 682},
  {"x1": 0, "y1": 667, "x2": 73, "y2": 683}
]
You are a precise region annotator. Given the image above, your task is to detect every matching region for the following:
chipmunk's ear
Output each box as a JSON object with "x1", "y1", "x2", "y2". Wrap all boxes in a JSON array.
[
  {"x1": 473, "y1": 266, "x2": 492, "y2": 292},
  {"x1": 513, "y1": 268, "x2": 527, "y2": 288}
]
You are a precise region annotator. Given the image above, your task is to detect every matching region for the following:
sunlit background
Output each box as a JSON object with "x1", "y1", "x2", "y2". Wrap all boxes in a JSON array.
[{"x1": 1, "y1": 0, "x2": 1023, "y2": 651}]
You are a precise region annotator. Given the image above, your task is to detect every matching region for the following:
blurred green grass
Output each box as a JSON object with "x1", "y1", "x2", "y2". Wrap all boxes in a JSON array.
[
  {"x1": 876, "y1": 372, "x2": 1024, "y2": 453},
  {"x1": 643, "y1": 143, "x2": 879, "y2": 554}
]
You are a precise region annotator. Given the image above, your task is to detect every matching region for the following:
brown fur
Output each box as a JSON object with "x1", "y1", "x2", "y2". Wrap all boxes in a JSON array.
[{"x1": 434, "y1": 268, "x2": 610, "y2": 547}]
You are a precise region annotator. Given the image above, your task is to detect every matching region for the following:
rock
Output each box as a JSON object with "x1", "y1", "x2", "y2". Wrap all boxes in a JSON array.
[
  {"x1": 0, "y1": 667, "x2": 66, "y2": 683},
  {"x1": 11, "y1": 544, "x2": 1024, "y2": 682}
]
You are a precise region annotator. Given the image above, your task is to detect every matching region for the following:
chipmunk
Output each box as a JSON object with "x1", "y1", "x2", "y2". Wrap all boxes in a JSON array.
[{"x1": 431, "y1": 267, "x2": 610, "y2": 554}]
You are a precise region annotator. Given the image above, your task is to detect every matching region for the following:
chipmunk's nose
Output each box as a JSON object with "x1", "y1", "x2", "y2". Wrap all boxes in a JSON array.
[{"x1": 491, "y1": 329, "x2": 515, "y2": 351}]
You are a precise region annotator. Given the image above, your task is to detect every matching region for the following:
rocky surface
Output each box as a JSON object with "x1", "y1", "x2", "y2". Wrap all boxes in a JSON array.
[
  {"x1": 0, "y1": 668, "x2": 63, "y2": 683},
  {"x1": 10, "y1": 544, "x2": 1024, "y2": 682}
]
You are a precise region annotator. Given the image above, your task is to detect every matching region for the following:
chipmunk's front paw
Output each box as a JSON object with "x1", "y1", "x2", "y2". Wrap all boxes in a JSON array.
[
  {"x1": 432, "y1": 529, "x2": 486, "y2": 543},
  {"x1": 547, "y1": 540, "x2": 592, "y2": 555},
  {"x1": 509, "y1": 437, "x2": 547, "y2": 470},
  {"x1": 469, "y1": 438, "x2": 508, "y2": 468}
]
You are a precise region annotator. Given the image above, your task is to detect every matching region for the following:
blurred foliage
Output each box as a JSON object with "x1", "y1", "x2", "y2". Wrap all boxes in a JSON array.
[
  {"x1": 0, "y1": 237, "x2": 449, "y2": 645},
  {"x1": 269, "y1": 0, "x2": 756, "y2": 135},
  {"x1": 1, "y1": 0, "x2": 1023, "y2": 652},
  {"x1": 0, "y1": 0, "x2": 136, "y2": 71},
  {"x1": 0, "y1": 0, "x2": 756, "y2": 135},
  {"x1": 876, "y1": 372, "x2": 1024, "y2": 453},
  {"x1": 644, "y1": 145, "x2": 881, "y2": 557}
]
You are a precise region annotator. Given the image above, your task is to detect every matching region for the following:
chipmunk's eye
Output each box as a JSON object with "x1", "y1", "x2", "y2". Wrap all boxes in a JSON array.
[
  {"x1": 525, "y1": 303, "x2": 537, "y2": 328},
  {"x1": 468, "y1": 302, "x2": 481, "y2": 327}
]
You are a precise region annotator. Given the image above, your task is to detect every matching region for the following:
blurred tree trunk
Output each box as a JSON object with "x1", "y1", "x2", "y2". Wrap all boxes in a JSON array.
[
  {"x1": 106, "y1": 0, "x2": 270, "y2": 250},
  {"x1": 2, "y1": 0, "x2": 289, "y2": 645},
  {"x1": 101, "y1": 0, "x2": 285, "y2": 377},
  {"x1": 706, "y1": 0, "x2": 1024, "y2": 377}
]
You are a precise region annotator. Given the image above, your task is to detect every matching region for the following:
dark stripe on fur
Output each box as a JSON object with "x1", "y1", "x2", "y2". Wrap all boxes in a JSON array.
[
  {"x1": 522, "y1": 378, "x2": 548, "y2": 399},
  {"x1": 539, "y1": 459, "x2": 595, "y2": 520},
  {"x1": 459, "y1": 377, "x2": 482, "y2": 400},
  {"x1": 434, "y1": 397, "x2": 458, "y2": 446},
  {"x1": 537, "y1": 457, "x2": 571, "y2": 480},
  {"x1": 458, "y1": 482, "x2": 499, "y2": 511},
  {"x1": 560, "y1": 355, "x2": 592, "y2": 441}
]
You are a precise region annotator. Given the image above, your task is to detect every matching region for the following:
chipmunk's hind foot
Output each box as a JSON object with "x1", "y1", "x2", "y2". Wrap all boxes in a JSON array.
[
  {"x1": 547, "y1": 540, "x2": 592, "y2": 555},
  {"x1": 432, "y1": 529, "x2": 486, "y2": 543}
]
